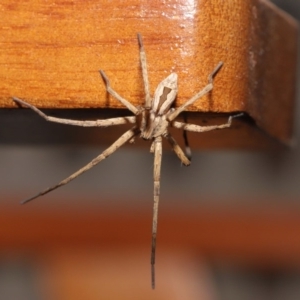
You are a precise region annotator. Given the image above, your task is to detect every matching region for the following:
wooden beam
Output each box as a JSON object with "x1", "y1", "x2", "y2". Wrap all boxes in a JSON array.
[{"x1": 0, "y1": 0, "x2": 297, "y2": 145}]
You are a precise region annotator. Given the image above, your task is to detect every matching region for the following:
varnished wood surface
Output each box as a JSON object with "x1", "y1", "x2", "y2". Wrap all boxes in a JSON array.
[{"x1": 0, "y1": 0, "x2": 298, "y2": 144}]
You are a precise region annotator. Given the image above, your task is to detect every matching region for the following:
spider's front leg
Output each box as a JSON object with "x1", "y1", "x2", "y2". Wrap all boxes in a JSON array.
[
  {"x1": 151, "y1": 135, "x2": 163, "y2": 289},
  {"x1": 137, "y1": 33, "x2": 151, "y2": 108},
  {"x1": 99, "y1": 70, "x2": 139, "y2": 115},
  {"x1": 167, "y1": 62, "x2": 223, "y2": 122}
]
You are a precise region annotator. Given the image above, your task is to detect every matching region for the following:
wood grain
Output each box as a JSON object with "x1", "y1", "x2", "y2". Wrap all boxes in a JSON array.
[{"x1": 0, "y1": 0, "x2": 298, "y2": 144}]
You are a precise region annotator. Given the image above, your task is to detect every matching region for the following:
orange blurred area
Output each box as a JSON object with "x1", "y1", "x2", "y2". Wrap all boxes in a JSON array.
[{"x1": 1, "y1": 203, "x2": 300, "y2": 299}]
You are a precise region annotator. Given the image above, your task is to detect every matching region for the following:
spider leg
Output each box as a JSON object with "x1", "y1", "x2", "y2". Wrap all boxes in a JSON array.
[
  {"x1": 21, "y1": 127, "x2": 138, "y2": 204},
  {"x1": 167, "y1": 62, "x2": 223, "y2": 122},
  {"x1": 137, "y1": 33, "x2": 151, "y2": 108},
  {"x1": 172, "y1": 113, "x2": 243, "y2": 133},
  {"x1": 12, "y1": 97, "x2": 136, "y2": 127},
  {"x1": 99, "y1": 70, "x2": 139, "y2": 115},
  {"x1": 151, "y1": 135, "x2": 163, "y2": 289},
  {"x1": 164, "y1": 133, "x2": 191, "y2": 166},
  {"x1": 150, "y1": 140, "x2": 155, "y2": 153},
  {"x1": 183, "y1": 114, "x2": 192, "y2": 160}
]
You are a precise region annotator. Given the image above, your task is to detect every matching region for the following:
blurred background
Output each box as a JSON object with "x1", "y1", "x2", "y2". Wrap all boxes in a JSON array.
[{"x1": 1, "y1": 0, "x2": 300, "y2": 299}]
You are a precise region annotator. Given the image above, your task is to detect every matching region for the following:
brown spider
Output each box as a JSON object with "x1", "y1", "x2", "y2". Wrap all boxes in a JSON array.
[{"x1": 13, "y1": 33, "x2": 241, "y2": 289}]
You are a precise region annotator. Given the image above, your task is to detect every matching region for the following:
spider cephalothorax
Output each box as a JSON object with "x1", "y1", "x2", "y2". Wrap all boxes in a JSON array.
[{"x1": 13, "y1": 33, "x2": 240, "y2": 289}]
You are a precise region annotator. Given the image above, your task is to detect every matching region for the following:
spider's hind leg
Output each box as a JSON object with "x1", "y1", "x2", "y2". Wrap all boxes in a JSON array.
[
  {"x1": 164, "y1": 133, "x2": 190, "y2": 166},
  {"x1": 183, "y1": 114, "x2": 192, "y2": 160},
  {"x1": 172, "y1": 112, "x2": 244, "y2": 133},
  {"x1": 21, "y1": 127, "x2": 138, "y2": 204},
  {"x1": 151, "y1": 136, "x2": 163, "y2": 289}
]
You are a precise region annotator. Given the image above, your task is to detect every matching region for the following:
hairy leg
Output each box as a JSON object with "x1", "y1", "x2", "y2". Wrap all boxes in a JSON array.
[
  {"x1": 13, "y1": 97, "x2": 136, "y2": 127},
  {"x1": 137, "y1": 33, "x2": 151, "y2": 108},
  {"x1": 151, "y1": 135, "x2": 162, "y2": 289},
  {"x1": 21, "y1": 127, "x2": 138, "y2": 204},
  {"x1": 172, "y1": 113, "x2": 243, "y2": 132},
  {"x1": 99, "y1": 71, "x2": 139, "y2": 115},
  {"x1": 167, "y1": 62, "x2": 223, "y2": 122},
  {"x1": 164, "y1": 133, "x2": 191, "y2": 166}
]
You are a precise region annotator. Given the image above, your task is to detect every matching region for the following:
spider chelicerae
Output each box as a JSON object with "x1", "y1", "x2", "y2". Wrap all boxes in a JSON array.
[{"x1": 13, "y1": 33, "x2": 241, "y2": 289}]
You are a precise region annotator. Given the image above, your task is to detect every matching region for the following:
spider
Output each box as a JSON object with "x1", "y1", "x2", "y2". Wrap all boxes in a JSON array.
[{"x1": 13, "y1": 33, "x2": 241, "y2": 289}]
